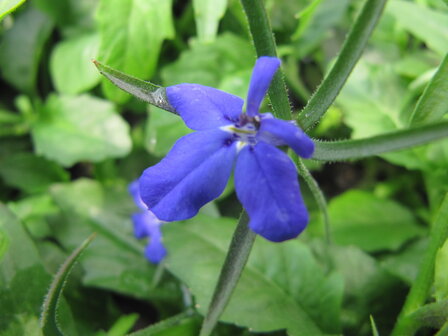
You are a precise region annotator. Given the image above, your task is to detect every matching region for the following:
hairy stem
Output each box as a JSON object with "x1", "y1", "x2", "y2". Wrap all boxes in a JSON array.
[{"x1": 199, "y1": 211, "x2": 255, "y2": 336}]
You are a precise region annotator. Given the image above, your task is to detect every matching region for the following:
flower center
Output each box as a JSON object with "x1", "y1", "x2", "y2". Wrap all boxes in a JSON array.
[{"x1": 220, "y1": 114, "x2": 262, "y2": 151}]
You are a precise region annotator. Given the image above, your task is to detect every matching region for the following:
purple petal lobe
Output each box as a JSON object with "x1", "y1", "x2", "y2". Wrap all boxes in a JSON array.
[
  {"x1": 131, "y1": 211, "x2": 160, "y2": 239},
  {"x1": 246, "y1": 57, "x2": 280, "y2": 116},
  {"x1": 144, "y1": 228, "x2": 167, "y2": 264},
  {"x1": 235, "y1": 142, "x2": 308, "y2": 242},
  {"x1": 129, "y1": 180, "x2": 147, "y2": 210},
  {"x1": 259, "y1": 117, "x2": 314, "y2": 158},
  {"x1": 166, "y1": 84, "x2": 243, "y2": 130},
  {"x1": 140, "y1": 130, "x2": 237, "y2": 221}
]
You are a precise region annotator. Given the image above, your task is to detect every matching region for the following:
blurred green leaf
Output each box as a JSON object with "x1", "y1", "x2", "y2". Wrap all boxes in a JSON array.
[
  {"x1": 435, "y1": 239, "x2": 448, "y2": 302},
  {"x1": 96, "y1": 0, "x2": 174, "y2": 103},
  {"x1": 329, "y1": 244, "x2": 401, "y2": 334},
  {"x1": 381, "y1": 238, "x2": 428, "y2": 285},
  {"x1": 145, "y1": 106, "x2": 191, "y2": 156},
  {"x1": 0, "y1": 6, "x2": 53, "y2": 93},
  {"x1": 128, "y1": 311, "x2": 199, "y2": 336},
  {"x1": 292, "y1": 0, "x2": 322, "y2": 40},
  {"x1": 41, "y1": 233, "x2": 96, "y2": 336},
  {"x1": 49, "y1": 179, "x2": 176, "y2": 302},
  {"x1": 105, "y1": 313, "x2": 138, "y2": 336},
  {"x1": 164, "y1": 215, "x2": 343, "y2": 335},
  {"x1": 161, "y1": 33, "x2": 254, "y2": 98},
  {"x1": 292, "y1": 0, "x2": 349, "y2": 56},
  {"x1": 0, "y1": 152, "x2": 69, "y2": 193},
  {"x1": 410, "y1": 54, "x2": 448, "y2": 125},
  {"x1": 327, "y1": 190, "x2": 424, "y2": 252},
  {"x1": 50, "y1": 33, "x2": 101, "y2": 94},
  {"x1": 387, "y1": 0, "x2": 448, "y2": 56},
  {"x1": 0, "y1": 204, "x2": 52, "y2": 333},
  {"x1": 31, "y1": 94, "x2": 131, "y2": 167},
  {"x1": 34, "y1": 0, "x2": 97, "y2": 36},
  {"x1": 0, "y1": 0, "x2": 26, "y2": 20},
  {"x1": 193, "y1": 0, "x2": 227, "y2": 43}
]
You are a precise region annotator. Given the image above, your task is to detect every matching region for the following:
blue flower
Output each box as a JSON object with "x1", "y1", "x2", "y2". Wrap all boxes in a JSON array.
[
  {"x1": 129, "y1": 180, "x2": 166, "y2": 263},
  {"x1": 139, "y1": 57, "x2": 314, "y2": 242}
]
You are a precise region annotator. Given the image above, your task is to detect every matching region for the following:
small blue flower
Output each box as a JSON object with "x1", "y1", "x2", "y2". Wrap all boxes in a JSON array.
[
  {"x1": 139, "y1": 57, "x2": 314, "y2": 242},
  {"x1": 129, "y1": 180, "x2": 166, "y2": 263}
]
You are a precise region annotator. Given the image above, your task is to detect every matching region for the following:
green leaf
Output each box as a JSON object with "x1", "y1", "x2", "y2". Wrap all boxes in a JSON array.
[
  {"x1": 106, "y1": 313, "x2": 139, "y2": 336},
  {"x1": 0, "y1": 6, "x2": 53, "y2": 93},
  {"x1": 0, "y1": 0, "x2": 27, "y2": 20},
  {"x1": 0, "y1": 204, "x2": 52, "y2": 333},
  {"x1": 326, "y1": 190, "x2": 424, "y2": 252},
  {"x1": 0, "y1": 152, "x2": 69, "y2": 193},
  {"x1": 50, "y1": 33, "x2": 101, "y2": 94},
  {"x1": 164, "y1": 215, "x2": 343, "y2": 335},
  {"x1": 128, "y1": 311, "x2": 200, "y2": 336},
  {"x1": 49, "y1": 179, "x2": 172, "y2": 301},
  {"x1": 145, "y1": 107, "x2": 191, "y2": 156},
  {"x1": 40, "y1": 233, "x2": 96, "y2": 336},
  {"x1": 31, "y1": 94, "x2": 131, "y2": 167},
  {"x1": 93, "y1": 60, "x2": 176, "y2": 113},
  {"x1": 161, "y1": 33, "x2": 254, "y2": 98},
  {"x1": 435, "y1": 239, "x2": 448, "y2": 302},
  {"x1": 329, "y1": 244, "x2": 400, "y2": 333},
  {"x1": 193, "y1": 0, "x2": 227, "y2": 43},
  {"x1": 331, "y1": 58, "x2": 448, "y2": 169},
  {"x1": 410, "y1": 54, "x2": 448, "y2": 125},
  {"x1": 370, "y1": 316, "x2": 380, "y2": 336},
  {"x1": 96, "y1": 0, "x2": 174, "y2": 103},
  {"x1": 387, "y1": 0, "x2": 448, "y2": 56},
  {"x1": 298, "y1": 0, "x2": 388, "y2": 129},
  {"x1": 292, "y1": 0, "x2": 349, "y2": 57},
  {"x1": 381, "y1": 238, "x2": 428, "y2": 285}
]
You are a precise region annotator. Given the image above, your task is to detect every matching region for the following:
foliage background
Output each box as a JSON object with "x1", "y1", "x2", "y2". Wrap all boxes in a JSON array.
[{"x1": 0, "y1": 0, "x2": 447, "y2": 335}]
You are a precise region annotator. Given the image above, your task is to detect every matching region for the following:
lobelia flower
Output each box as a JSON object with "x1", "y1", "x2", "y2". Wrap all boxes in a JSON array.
[
  {"x1": 139, "y1": 56, "x2": 314, "y2": 242},
  {"x1": 129, "y1": 180, "x2": 166, "y2": 263}
]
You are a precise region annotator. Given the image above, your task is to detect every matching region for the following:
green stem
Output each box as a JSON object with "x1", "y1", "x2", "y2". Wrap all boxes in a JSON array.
[
  {"x1": 199, "y1": 211, "x2": 256, "y2": 336},
  {"x1": 392, "y1": 194, "x2": 448, "y2": 336},
  {"x1": 312, "y1": 120, "x2": 448, "y2": 161},
  {"x1": 298, "y1": 0, "x2": 388, "y2": 130},
  {"x1": 240, "y1": 0, "x2": 292, "y2": 120},
  {"x1": 436, "y1": 321, "x2": 448, "y2": 336}
]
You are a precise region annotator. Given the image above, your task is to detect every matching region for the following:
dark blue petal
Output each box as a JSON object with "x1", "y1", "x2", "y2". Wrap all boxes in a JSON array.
[
  {"x1": 129, "y1": 180, "x2": 147, "y2": 210},
  {"x1": 140, "y1": 129, "x2": 237, "y2": 221},
  {"x1": 259, "y1": 117, "x2": 314, "y2": 158},
  {"x1": 131, "y1": 211, "x2": 160, "y2": 239},
  {"x1": 235, "y1": 142, "x2": 308, "y2": 242},
  {"x1": 166, "y1": 84, "x2": 243, "y2": 130},
  {"x1": 144, "y1": 228, "x2": 167, "y2": 264},
  {"x1": 246, "y1": 57, "x2": 280, "y2": 116}
]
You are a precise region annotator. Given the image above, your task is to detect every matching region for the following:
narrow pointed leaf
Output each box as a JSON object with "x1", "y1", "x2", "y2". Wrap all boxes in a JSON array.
[
  {"x1": 40, "y1": 233, "x2": 96, "y2": 336},
  {"x1": 312, "y1": 121, "x2": 448, "y2": 161},
  {"x1": 0, "y1": 0, "x2": 27, "y2": 20},
  {"x1": 410, "y1": 54, "x2": 448, "y2": 125},
  {"x1": 93, "y1": 60, "x2": 176, "y2": 113}
]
